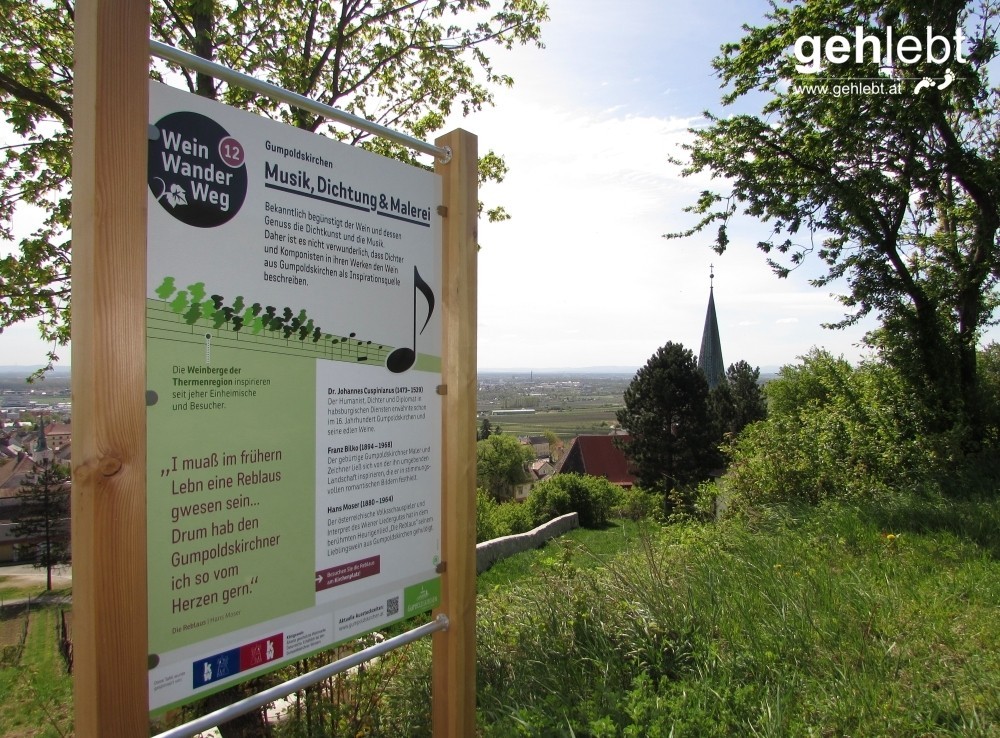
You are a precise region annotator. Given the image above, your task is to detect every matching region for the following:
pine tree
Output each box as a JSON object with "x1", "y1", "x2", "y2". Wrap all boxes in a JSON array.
[
  {"x1": 13, "y1": 459, "x2": 70, "y2": 591},
  {"x1": 711, "y1": 360, "x2": 768, "y2": 439},
  {"x1": 477, "y1": 417, "x2": 494, "y2": 441},
  {"x1": 616, "y1": 342, "x2": 722, "y2": 507}
]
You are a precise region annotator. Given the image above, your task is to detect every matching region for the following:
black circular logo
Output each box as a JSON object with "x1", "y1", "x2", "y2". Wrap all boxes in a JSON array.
[{"x1": 148, "y1": 111, "x2": 248, "y2": 227}]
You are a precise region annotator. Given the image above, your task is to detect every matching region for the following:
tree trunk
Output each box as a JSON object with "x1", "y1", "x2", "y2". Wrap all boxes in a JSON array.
[{"x1": 191, "y1": 1, "x2": 217, "y2": 99}]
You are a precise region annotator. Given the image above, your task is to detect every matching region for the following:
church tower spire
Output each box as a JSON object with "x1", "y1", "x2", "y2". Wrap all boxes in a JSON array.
[
  {"x1": 34, "y1": 414, "x2": 53, "y2": 464},
  {"x1": 698, "y1": 265, "x2": 725, "y2": 389}
]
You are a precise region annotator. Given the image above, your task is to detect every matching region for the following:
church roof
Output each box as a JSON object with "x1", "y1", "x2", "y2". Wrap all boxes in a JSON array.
[{"x1": 698, "y1": 283, "x2": 725, "y2": 389}]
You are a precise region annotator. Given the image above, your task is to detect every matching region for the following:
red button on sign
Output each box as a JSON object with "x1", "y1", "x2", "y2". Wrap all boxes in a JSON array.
[{"x1": 219, "y1": 136, "x2": 245, "y2": 168}]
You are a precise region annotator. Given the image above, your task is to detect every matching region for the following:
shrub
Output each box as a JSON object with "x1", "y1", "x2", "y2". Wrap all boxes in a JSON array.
[
  {"x1": 476, "y1": 488, "x2": 534, "y2": 542},
  {"x1": 527, "y1": 473, "x2": 619, "y2": 528},
  {"x1": 724, "y1": 350, "x2": 953, "y2": 506},
  {"x1": 476, "y1": 489, "x2": 501, "y2": 542},
  {"x1": 488, "y1": 500, "x2": 534, "y2": 538},
  {"x1": 612, "y1": 487, "x2": 663, "y2": 522},
  {"x1": 526, "y1": 481, "x2": 572, "y2": 523}
]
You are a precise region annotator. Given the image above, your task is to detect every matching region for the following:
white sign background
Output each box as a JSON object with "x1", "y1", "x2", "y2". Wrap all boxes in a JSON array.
[{"x1": 146, "y1": 82, "x2": 442, "y2": 712}]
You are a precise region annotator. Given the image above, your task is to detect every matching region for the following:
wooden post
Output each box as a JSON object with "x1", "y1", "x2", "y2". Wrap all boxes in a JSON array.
[
  {"x1": 432, "y1": 129, "x2": 478, "y2": 738},
  {"x1": 71, "y1": 1, "x2": 149, "y2": 736}
]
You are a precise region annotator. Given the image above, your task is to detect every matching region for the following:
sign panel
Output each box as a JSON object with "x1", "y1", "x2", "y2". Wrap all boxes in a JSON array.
[{"x1": 145, "y1": 82, "x2": 442, "y2": 712}]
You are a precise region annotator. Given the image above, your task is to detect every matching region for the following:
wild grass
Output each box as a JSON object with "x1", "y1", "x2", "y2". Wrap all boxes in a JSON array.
[
  {"x1": 273, "y1": 497, "x2": 1000, "y2": 736},
  {"x1": 472, "y1": 496, "x2": 1000, "y2": 736},
  {"x1": 476, "y1": 519, "x2": 641, "y2": 594},
  {"x1": 4, "y1": 496, "x2": 998, "y2": 737}
]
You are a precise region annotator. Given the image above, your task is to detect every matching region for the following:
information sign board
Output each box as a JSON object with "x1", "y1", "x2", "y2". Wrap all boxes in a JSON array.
[{"x1": 145, "y1": 82, "x2": 442, "y2": 712}]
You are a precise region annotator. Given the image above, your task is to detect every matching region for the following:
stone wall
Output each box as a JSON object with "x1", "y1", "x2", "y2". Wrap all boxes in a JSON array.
[{"x1": 475, "y1": 512, "x2": 580, "y2": 574}]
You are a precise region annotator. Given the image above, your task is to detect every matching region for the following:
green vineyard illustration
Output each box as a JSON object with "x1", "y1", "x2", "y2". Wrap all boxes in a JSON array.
[{"x1": 148, "y1": 276, "x2": 408, "y2": 367}]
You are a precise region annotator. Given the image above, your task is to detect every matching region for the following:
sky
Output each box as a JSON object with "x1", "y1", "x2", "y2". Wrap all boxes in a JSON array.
[
  {"x1": 461, "y1": 0, "x2": 880, "y2": 372},
  {"x1": 2, "y1": 0, "x2": 993, "y2": 372}
]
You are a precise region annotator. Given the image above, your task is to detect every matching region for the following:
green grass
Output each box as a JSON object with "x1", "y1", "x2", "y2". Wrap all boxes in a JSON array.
[
  {"x1": 4, "y1": 496, "x2": 999, "y2": 737},
  {"x1": 473, "y1": 496, "x2": 1000, "y2": 737},
  {"x1": 0, "y1": 575, "x2": 42, "y2": 602},
  {"x1": 476, "y1": 519, "x2": 642, "y2": 594},
  {"x1": 0, "y1": 576, "x2": 71, "y2": 604},
  {"x1": 0, "y1": 603, "x2": 74, "y2": 737}
]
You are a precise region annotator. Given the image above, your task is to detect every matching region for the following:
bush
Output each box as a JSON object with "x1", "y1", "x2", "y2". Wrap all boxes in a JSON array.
[
  {"x1": 724, "y1": 350, "x2": 953, "y2": 506},
  {"x1": 527, "y1": 473, "x2": 619, "y2": 528},
  {"x1": 612, "y1": 487, "x2": 663, "y2": 522},
  {"x1": 526, "y1": 481, "x2": 572, "y2": 523},
  {"x1": 476, "y1": 489, "x2": 534, "y2": 542},
  {"x1": 489, "y1": 501, "x2": 534, "y2": 538},
  {"x1": 476, "y1": 489, "x2": 501, "y2": 542}
]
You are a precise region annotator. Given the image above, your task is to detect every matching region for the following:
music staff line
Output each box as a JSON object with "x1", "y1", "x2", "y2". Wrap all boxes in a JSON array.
[{"x1": 146, "y1": 300, "x2": 391, "y2": 366}]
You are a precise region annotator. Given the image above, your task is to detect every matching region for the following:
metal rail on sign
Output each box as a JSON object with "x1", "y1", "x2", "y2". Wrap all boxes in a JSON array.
[
  {"x1": 152, "y1": 614, "x2": 449, "y2": 738},
  {"x1": 149, "y1": 40, "x2": 452, "y2": 163}
]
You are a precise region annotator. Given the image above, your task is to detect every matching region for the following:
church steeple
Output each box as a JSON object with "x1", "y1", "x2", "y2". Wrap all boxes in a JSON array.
[
  {"x1": 33, "y1": 415, "x2": 53, "y2": 464},
  {"x1": 36, "y1": 421, "x2": 48, "y2": 453},
  {"x1": 698, "y1": 265, "x2": 725, "y2": 389}
]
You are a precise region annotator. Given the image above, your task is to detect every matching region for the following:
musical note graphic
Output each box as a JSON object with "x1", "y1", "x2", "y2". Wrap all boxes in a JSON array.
[
  {"x1": 386, "y1": 266, "x2": 435, "y2": 374},
  {"x1": 326, "y1": 332, "x2": 377, "y2": 363}
]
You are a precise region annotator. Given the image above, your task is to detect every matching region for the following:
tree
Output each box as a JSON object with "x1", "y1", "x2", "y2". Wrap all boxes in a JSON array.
[
  {"x1": 0, "y1": 0, "x2": 548, "y2": 375},
  {"x1": 476, "y1": 432, "x2": 534, "y2": 501},
  {"x1": 976, "y1": 342, "x2": 1000, "y2": 444},
  {"x1": 542, "y1": 429, "x2": 561, "y2": 459},
  {"x1": 616, "y1": 342, "x2": 721, "y2": 500},
  {"x1": 13, "y1": 459, "x2": 70, "y2": 591},
  {"x1": 477, "y1": 416, "x2": 495, "y2": 441},
  {"x1": 711, "y1": 359, "x2": 768, "y2": 438},
  {"x1": 668, "y1": 0, "x2": 1000, "y2": 443}
]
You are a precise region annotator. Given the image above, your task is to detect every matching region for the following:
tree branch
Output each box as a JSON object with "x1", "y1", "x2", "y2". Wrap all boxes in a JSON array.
[{"x1": 0, "y1": 72, "x2": 72, "y2": 129}]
